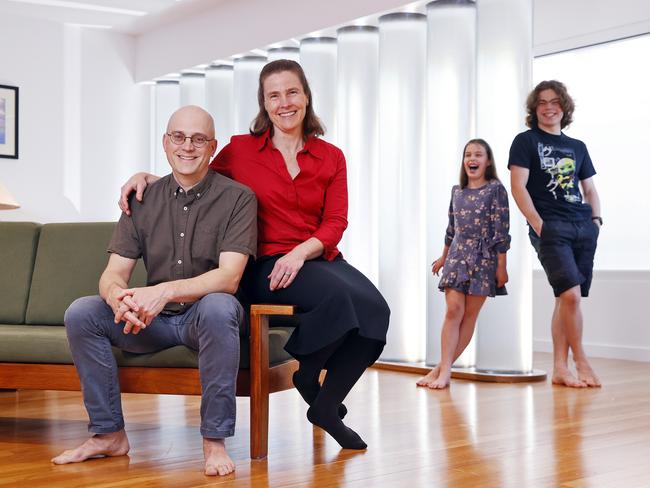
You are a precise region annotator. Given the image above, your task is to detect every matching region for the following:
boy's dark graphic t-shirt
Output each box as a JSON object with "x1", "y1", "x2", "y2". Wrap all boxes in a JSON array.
[{"x1": 508, "y1": 127, "x2": 596, "y2": 221}]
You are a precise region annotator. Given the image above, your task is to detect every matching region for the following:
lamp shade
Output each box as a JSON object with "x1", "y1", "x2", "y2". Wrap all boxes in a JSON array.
[{"x1": 0, "y1": 181, "x2": 20, "y2": 210}]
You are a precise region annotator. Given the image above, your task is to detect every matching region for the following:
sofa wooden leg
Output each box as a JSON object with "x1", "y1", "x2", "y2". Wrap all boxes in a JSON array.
[
  {"x1": 250, "y1": 381, "x2": 269, "y2": 460},
  {"x1": 248, "y1": 304, "x2": 295, "y2": 459},
  {"x1": 250, "y1": 307, "x2": 270, "y2": 459}
]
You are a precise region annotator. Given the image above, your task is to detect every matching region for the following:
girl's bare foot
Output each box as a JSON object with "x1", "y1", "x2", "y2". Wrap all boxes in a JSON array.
[
  {"x1": 416, "y1": 366, "x2": 440, "y2": 387},
  {"x1": 427, "y1": 370, "x2": 451, "y2": 389},
  {"x1": 203, "y1": 438, "x2": 235, "y2": 476},
  {"x1": 575, "y1": 360, "x2": 601, "y2": 387},
  {"x1": 552, "y1": 367, "x2": 587, "y2": 388},
  {"x1": 51, "y1": 430, "x2": 129, "y2": 464}
]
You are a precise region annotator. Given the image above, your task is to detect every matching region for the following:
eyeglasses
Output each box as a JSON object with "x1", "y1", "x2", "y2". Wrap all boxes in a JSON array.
[
  {"x1": 167, "y1": 131, "x2": 214, "y2": 148},
  {"x1": 537, "y1": 99, "x2": 562, "y2": 108}
]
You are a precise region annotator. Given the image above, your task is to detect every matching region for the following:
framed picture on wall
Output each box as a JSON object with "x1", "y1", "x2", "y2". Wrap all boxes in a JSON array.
[{"x1": 0, "y1": 85, "x2": 19, "y2": 159}]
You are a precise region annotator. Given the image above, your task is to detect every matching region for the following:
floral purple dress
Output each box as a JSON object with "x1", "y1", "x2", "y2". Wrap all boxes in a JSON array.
[{"x1": 438, "y1": 179, "x2": 511, "y2": 297}]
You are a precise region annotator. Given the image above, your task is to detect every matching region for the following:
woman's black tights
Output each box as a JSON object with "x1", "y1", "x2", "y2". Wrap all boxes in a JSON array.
[{"x1": 293, "y1": 331, "x2": 383, "y2": 449}]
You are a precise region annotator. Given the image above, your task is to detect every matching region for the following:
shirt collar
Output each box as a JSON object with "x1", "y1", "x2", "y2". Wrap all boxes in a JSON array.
[
  {"x1": 170, "y1": 170, "x2": 213, "y2": 199},
  {"x1": 533, "y1": 124, "x2": 564, "y2": 138},
  {"x1": 256, "y1": 128, "x2": 324, "y2": 160},
  {"x1": 256, "y1": 129, "x2": 272, "y2": 151},
  {"x1": 301, "y1": 136, "x2": 324, "y2": 160}
]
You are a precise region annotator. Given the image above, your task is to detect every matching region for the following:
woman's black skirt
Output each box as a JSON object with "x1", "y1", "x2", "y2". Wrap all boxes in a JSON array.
[{"x1": 242, "y1": 255, "x2": 390, "y2": 360}]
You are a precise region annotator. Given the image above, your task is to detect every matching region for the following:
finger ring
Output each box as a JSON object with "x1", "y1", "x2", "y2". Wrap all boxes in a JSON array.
[{"x1": 284, "y1": 272, "x2": 291, "y2": 276}]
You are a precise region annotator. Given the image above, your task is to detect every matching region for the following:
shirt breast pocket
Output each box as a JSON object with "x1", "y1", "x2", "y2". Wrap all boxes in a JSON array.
[{"x1": 194, "y1": 222, "x2": 224, "y2": 266}]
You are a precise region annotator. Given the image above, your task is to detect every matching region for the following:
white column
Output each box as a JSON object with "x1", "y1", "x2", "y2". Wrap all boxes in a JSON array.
[
  {"x1": 233, "y1": 55, "x2": 267, "y2": 134},
  {"x1": 63, "y1": 24, "x2": 81, "y2": 212},
  {"x1": 299, "y1": 37, "x2": 337, "y2": 143},
  {"x1": 425, "y1": 0, "x2": 477, "y2": 367},
  {"x1": 267, "y1": 47, "x2": 300, "y2": 62},
  {"x1": 377, "y1": 13, "x2": 428, "y2": 362},
  {"x1": 131, "y1": 82, "x2": 154, "y2": 177},
  {"x1": 205, "y1": 64, "x2": 235, "y2": 145},
  {"x1": 154, "y1": 80, "x2": 180, "y2": 176},
  {"x1": 336, "y1": 25, "x2": 379, "y2": 284},
  {"x1": 180, "y1": 72, "x2": 206, "y2": 108},
  {"x1": 475, "y1": 0, "x2": 533, "y2": 372}
]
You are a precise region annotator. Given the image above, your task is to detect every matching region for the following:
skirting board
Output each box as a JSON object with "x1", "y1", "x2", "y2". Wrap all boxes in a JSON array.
[
  {"x1": 373, "y1": 361, "x2": 547, "y2": 383},
  {"x1": 534, "y1": 339, "x2": 650, "y2": 362}
]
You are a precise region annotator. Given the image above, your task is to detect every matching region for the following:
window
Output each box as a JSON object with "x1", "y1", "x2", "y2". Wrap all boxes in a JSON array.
[{"x1": 534, "y1": 34, "x2": 650, "y2": 270}]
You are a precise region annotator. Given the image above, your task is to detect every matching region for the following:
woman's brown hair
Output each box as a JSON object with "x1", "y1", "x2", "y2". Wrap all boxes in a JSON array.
[{"x1": 250, "y1": 59, "x2": 325, "y2": 138}]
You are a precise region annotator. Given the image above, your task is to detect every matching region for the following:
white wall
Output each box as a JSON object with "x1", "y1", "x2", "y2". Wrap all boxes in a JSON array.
[
  {"x1": 0, "y1": 13, "x2": 143, "y2": 223},
  {"x1": 533, "y1": 271, "x2": 650, "y2": 361},
  {"x1": 78, "y1": 28, "x2": 145, "y2": 221},
  {"x1": 0, "y1": 15, "x2": 69, "y2": 222},
  {"x1": 534, "y1": 0, "x2": 650, "y2": 55}
]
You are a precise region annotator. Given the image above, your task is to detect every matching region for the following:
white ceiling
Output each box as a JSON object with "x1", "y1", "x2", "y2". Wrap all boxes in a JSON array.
[
  {"x1": 0, "y1": 0, "x2": 433, "y2": 38},
  {"x1": 0, "y1": 0, "x2": 226, "y2": 34}
]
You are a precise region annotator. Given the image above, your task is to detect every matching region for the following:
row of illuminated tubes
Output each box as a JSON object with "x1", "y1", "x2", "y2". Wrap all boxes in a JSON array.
[{"x1": 140, "y1": 0, "x2": 533, "y2": 369}]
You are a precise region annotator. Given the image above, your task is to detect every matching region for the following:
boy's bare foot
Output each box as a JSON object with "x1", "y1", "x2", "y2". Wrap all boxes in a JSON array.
[
  {"x1": 203, "y1": 438, "x2": 235, "y2": 476},
  {"x1": 552, "y1": 367, "x2": 586, "y2": 388},
  {"x1": 51, "y1": 430, "x2": 129, "y2": 464},
  {"x1": 416, "y1": 366, "x2": 440, "y2": 387},
  {"x1": 575, "y1": 360, "x2": 601, "y2": 387}
]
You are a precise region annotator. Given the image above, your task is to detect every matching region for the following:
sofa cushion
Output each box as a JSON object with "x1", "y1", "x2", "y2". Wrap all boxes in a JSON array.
[
  {"x1": 0, "y1": 222, "x2": 40, "y2": 324},
  {"x1": 25, "y1": 223, "x2": 146, "y2": 325},
  {"x1": 0, "y1": 324, "x2": 294, "y2": 368}
]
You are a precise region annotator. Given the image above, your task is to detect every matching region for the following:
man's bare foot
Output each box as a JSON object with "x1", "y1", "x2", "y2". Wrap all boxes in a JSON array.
[
  {"x1": 51, "y1": 430, "x2": 129, "y2": 464},
  {"x1": 203, "y1": 438, "x2": 235, "y2": 476},
  {"x1": 416, "y1": 366, "x2": 440, "y2": 387},
  {"x1": 552, "y1": 367, "x2": 586, "y2": 388},
  {"x1": 575, "y1": 360, "x2": 602, "y2": 387}
]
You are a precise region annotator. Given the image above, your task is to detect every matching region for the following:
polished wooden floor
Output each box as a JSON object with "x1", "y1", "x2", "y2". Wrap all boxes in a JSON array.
[{"x1": 1, "y1": 353, "x2": 649, "y2": 487}]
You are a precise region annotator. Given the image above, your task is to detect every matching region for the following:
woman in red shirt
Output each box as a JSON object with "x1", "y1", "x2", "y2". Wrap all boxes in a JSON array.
[{"x1": 119, "y1": 60, "x2": 390, "y2": 450}]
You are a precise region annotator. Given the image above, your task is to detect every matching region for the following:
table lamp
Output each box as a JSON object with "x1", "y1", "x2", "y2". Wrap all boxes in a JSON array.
[{"x1": 0, "y1": 181, "x2": 20, "y2": 210}]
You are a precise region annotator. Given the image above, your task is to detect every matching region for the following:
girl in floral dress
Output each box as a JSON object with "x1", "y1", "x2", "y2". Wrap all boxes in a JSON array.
[{"x1": 417, "y1": 139, "x2": 511, "y2": 389}]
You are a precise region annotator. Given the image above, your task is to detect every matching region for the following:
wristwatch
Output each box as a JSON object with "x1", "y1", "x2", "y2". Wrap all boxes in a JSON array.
[{"x1": 591, "y1": 216, "x2": 603, "y2": 225}]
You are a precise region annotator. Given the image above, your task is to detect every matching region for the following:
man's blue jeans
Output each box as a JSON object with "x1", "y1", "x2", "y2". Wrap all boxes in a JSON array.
[{"x1": 64, "y1": 293, "x2": 242, "y2": 439}]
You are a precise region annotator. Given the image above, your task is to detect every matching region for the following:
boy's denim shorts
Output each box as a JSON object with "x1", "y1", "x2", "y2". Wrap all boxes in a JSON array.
[{"x1": 529, "y1": 219, "x2": 599, "y2": 297}]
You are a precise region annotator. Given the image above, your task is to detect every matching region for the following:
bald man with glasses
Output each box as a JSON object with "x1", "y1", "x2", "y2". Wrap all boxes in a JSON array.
[{"x1": 53, "y1": 106, "x2": 257, "y2": 476}]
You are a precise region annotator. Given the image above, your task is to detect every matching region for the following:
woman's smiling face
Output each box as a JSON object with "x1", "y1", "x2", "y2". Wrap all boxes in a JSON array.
[{"x1": 262, "y1": 70, "x2": 309, "y2": 136}]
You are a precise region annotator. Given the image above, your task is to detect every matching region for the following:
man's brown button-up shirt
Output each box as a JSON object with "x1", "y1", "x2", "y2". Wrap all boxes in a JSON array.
[{"x1": 108, "y1": 170, "x2": 257, "y2": 314}]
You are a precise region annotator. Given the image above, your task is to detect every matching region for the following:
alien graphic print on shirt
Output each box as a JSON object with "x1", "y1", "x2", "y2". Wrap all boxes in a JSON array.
[
  {"x1": 537, "y1": 142, "x2": 582, "y2": 204},
  {"x1": 508, "y1": 127, "x2": 596, "y2": 221}
]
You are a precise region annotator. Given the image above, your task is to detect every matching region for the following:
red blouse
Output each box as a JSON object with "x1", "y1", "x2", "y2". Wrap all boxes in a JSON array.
[{"x1": 210, "y1": 130, "x2": 348, "y2": 261}]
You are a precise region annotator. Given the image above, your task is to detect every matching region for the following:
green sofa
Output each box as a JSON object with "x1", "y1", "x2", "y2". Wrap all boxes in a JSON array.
[{"x1": 0, "y1": 221, "x2": 298, "y2": 459}]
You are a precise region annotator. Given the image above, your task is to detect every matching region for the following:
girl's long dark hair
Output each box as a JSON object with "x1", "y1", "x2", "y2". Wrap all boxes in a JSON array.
[{"x1": 459, "y1": 138, "x2": 500, "y2": 189}]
